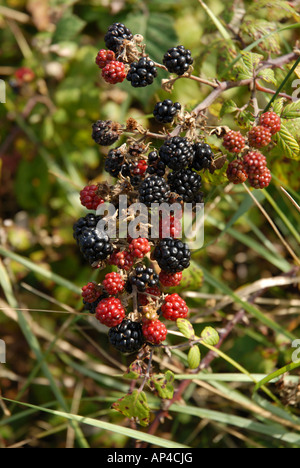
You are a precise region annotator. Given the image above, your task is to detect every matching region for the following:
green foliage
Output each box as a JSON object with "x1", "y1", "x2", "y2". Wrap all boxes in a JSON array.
[{"x1": 112, "y1": 390, "x2": 151, "y2": 427}]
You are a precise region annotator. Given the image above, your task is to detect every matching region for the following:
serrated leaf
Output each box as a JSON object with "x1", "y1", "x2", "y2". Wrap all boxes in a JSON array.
[
  {"x1": 188, "y1": 345, "x2": 201, "y2": 369},
  {"x1": 272, "y1": 98, "x2": 285, "y2": 116},
  {"x1": 240, "y1": 19, "x2": 280, "y2": 54},
  {"x1": 273, "y1": 123, "x2": 300, "y2": 160},
  {"x1": 52, "y1": 12, "x2": 86, "y2": 43},
  {"x1": 236, "y1": 51, "x2": 263, "y2": 80},
  {"x1": 247, "y1": 0, "x2": 297, "y2": 21},
  {"x1": 112, "y1": 390, "x2": 150, "y2": 427},
  {"x1": 149, "y1": 371, "x2": 175, "y2": 399},
  {"x1": 201, "y1": 326, "x2": 220, "y2": 346},
  {"x1": 282, "y1": 101, "x2": 300, "y2": 119},
  {"x1": 220, "y1": 99, "x2": 238, "y2": 118},
  {"x1": 177, "y1": 318, "x2": 195, "y2": 340},
  {"x1": 258, "y1": 69, "x2": 277, "y2": 86}
]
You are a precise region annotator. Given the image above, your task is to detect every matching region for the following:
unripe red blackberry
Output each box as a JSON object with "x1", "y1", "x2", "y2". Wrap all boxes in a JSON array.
[
  {"x1": 243, "y1": 151, "x2": 267, "y2": 174},
  {"x1": 102, "y1": 61, "x2": 126, "y2": 84},
  {"x1": 226, "y1": 160, "x2": 248, "y2": 184},
  {"x1": 259, "y1": 112, "x2": 281, "y2": 135},
  {"x1": 159, "y1": 215, "x2": 182, "y2": 239},
  {"x1": 95, "y1": 297, "x2": 125, "y2": 327},
  {"x1": 161, "y1": 293, "x2": 188, "y2": 321},
  {"x1": 223, "y1": 130, "x2": 245, "y2": 154},
  {"x1": 95, "y1": 49, "x2": 116, "y2": 69},
  {"x1": 248, "y1": 126, "x2": 272, "y2": 148},
  {"x1": 248, "y1": 167, "x2": 272, "y2": 189},
  {"x1": 79, "y1": 185, "x2": 104, "y2": 210},
  {"x1": 108, "y1": 250, "x2": 135, "y2": 271},
  {"x1": 81, "y1": 282, "x2": 103, "y2": 303},
  {"x1": 128, "y1": 237, "x2": 151, "y2": 258},
  {"x1": 102, "y1": 272, "x2": 125, "y2": 295},
  {"x1": 159, "y1": 271, "x2": 182, "y2": 287},
  {"x1": 142, "y1": 319, "x2": 168, "y2": 345}
]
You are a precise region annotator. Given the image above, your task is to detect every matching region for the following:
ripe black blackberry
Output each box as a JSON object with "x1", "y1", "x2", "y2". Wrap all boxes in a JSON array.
[
  {"x1": 191, "y1": 142, "x2": 214, "y2": 171},
  {"x1": 138, "y1": 175, "x2": 171, "y2": 206},
  {"x1": 73, "y1": 213, "x2": 102, "y2": 243},
  {"x1": 153, "y1": 99, "x2": 181, "y2": 124},
  {"x1": 130, "y1": 265, "x2": 159, "y2": 292},
  {"x1": 126, "y1": 58, "x2": 157, "y2": 88},
  {"x1": 104, "y1": 23, "x2": 133, "y2": 52},
  {"x1": 163, "y1": 45, "x2": 193, "y2": 76},
  {"x1": 78, "y1": 229, "x2": 113, "y2": 267},
  {"x1": 108, "y1": 319, "x2": 145, "y2": 354},
  {"x1": 153, "y1": 238, "x2": 191, "y2": 273},
  {"x1": 146, "y1": 151, "x2": 166, "y2": 177},
  {"x1": 159, "y1": 136, "x2": 194, "y2": 170},
  {"x1": 92, "y1": 120, "x2": 122, "y2": 146},
  {"x1": 104, "y1": 147, "x2": 125, "y2": 177},
  {"x1": 168, "y1": 168, "x2": 202, "y2": 202}
]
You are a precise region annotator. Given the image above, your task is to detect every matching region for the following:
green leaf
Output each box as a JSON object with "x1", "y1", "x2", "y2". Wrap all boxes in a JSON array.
[
  {"x1": 177, "y1": 318, "x2": 196, "y2": 340},
  {"x1": 112, "y1": 390, "x2": 151, "y2": 427},
  {"x1": 123, "y1": 361, "x2": 144, "y2": 380},
  {"x1": 52, "y1": 12, "x2": 86, "y2": 43},
  {"x1": 149, "y1": 371, "x2": 175, "y2": 399},
  {"x1": 258, "y1": 69, "x2": 277, "y2": 86},
  {"x1": 236, "y1": 51, "x2": 264, "y2": 80},
  {"x1": 220, "y1": 99, "x2": 238, "y2": 118},
  {"x1": 272, "y1": 98, "x2": 285, "y2": 115},
  {"x1": 273, "y1": 123, "x2": 300, "y2": 160},
  {"x1": 282, "y1": 101, "x2": 300, "y2": 119},
  {"x1": 240, "y1": 19, "x2": 280, "y2": 54},
  {"x1": 201, "y1": 326, "x2": 220, "y2": 346},
  {"x1": 188, "y1": 346, "x2": 201, "y2": 369}
]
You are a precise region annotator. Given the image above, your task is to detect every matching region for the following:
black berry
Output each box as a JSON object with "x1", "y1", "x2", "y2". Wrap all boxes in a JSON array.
[
  {"x1": 109, "y1": 319, "x2": 145, "y2": 354},
  {"x1": 92, "y1": 120, "x2": 121, "y2": 146},
  {"x1": 153, "y1": 99, "x2": 181, "y2": 124},
  {"x1": 104, "y1": 23, "x2": 133, "y2": 53},
  {"x1": 153, "y1": 238, "x2": 191, "y2": 273},
  {"x1": 126, "y1": 58, "x2": 157, "y2": 88},
  {"x1": 159, "y1": 136, "x2": 194, "y2": 170},
  {"x1": 163, "y1": 45, "x2": 193, "y2": 76},
  {"x1": 138, "y1": 175, "x2": 171, "y2": 206},
  {"x1": 191, "y1": 142, "x2": 214, "y2": 171},
  {"x1": 130, "y1": 265, "x2": 159, "y2": 292},
  {"x1": 168, "y1": 168, "x2": 202, "y2": 202},
  {"x1": 73, "y1": 213, "x2": 103, "y2": 243},
  {"x1": 78, "y1": 229, "x2": 113, "y2": 267},
  {"x1": 104, "y1": 147, "x2": 125, "y2": 177}
]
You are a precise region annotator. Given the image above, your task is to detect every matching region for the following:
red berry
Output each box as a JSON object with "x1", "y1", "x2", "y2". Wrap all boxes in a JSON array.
[
  {"x1": 95, "y1": 297, "x2": 125, "y2": 327},
  {"x1": 102, "y1": 272, "x2": 125, "y2": 295},
  {"x1": 223, "y1": 130, "x2": 245, "y2": 154},
  {"x1": 95, "y1": 49, "x2": 116, "y2": 69},
  {"x1": 15, "y1": 67, "x2": 35, "y2": 83},
  {"x1": 108, "y1": 250, "x2": 135, "y2": 271},
  {"x1": 259, "y1": 112, "x2": 281, "y2": 135},
  {"x1": 159, "y1": 271, "x2": 182, "y2": 287},
  {"x1": 248, "y1": 167, "x2": 272, "y2": 189},
  {"x1": 138, "y1": 285, "x2": 161, "y2": 306},
  {"x1": 128, "y1": 237, "x2": 151, "y2": 259},
  {"x1": 159, "y1": 215, "x2": 182, "y2": 238},
  {"x1": 102, "y1": 61, "x2": 126, "y2": 84},
  {"x1": 226, "y1": 159, "x2": 248, "y2": 184},
  {"x1": 81, "y1": 282, "x2": 103, "y2": 303},
  {"x1": 243, "y1": 151, "x2": 267, "y2": 174},
  {"x1": 248, "y1": 126, "x2": 272, "y2": 148},
  {"x1": 161, "y1": 293, "x2": 188, "y2": 321},
  {"x1": 79, "y1": 185, "x2": 104, "y2": 210},
  {"x1": 142, "y1": 319, "x2": 167, "y2": 344},
  {"x1": 131, "y1": 159, "x2": 148, "y2": 176}
]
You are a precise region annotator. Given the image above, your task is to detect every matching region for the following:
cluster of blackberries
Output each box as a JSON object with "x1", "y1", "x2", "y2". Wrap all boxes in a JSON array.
[
  {"x1": 95, "y1": 23, "x2": 194, "y2": 89},
  {"x1": 223, "y1": 111, "x2": 280, "y2": 189},
  {"x1": 72, "y1": 26, "x2": 205, "y2": 354}
]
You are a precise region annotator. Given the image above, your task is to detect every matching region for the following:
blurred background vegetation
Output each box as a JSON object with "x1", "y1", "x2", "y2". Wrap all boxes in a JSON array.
[{"x1": 0, "y1": 0, "x2": 300, "y2": 448}]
